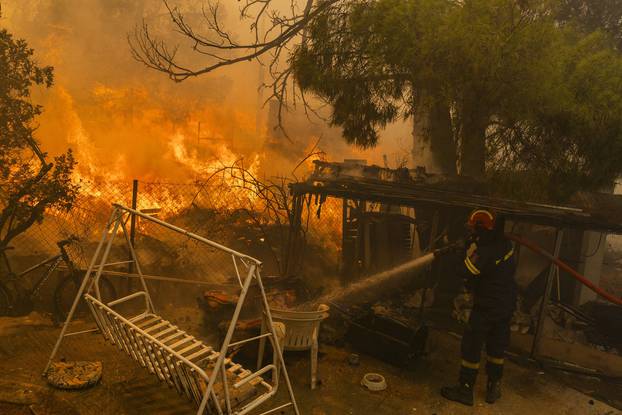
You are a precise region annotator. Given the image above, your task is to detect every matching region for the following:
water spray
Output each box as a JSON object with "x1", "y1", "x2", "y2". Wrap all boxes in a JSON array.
[
  {"x1": 317, "y1": 234, "x2": 622, "y2": 307},
  {"x1": 315, "y1": 244, "x2": 457, "y2": 306}
]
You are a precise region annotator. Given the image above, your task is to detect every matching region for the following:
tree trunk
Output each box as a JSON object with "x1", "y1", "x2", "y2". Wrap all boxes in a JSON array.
[
  {"x1": 428, "y1": 100, "x2": 456, "y2": 175},
  {"x1": 412, "y1": 97, "x2": 456, "y2": 175},
  {"x1": 459, "y1": 111, "x2": 488, "y2": 177}
]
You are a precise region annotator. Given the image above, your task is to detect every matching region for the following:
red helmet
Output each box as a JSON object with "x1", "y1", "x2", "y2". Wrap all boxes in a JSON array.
[{"x1": 467, "y1": 209, "x2": 495, "y2": 231}]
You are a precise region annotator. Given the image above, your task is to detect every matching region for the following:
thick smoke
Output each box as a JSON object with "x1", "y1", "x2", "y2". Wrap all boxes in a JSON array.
[{"x1": 2, "y1": 0, "x2": 412, "y2": 182}]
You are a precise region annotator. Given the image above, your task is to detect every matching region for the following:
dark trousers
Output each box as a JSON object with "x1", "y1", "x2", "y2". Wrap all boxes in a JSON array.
[{"x1": 459, "y1": 308, "x2": 511, "y2": 385}]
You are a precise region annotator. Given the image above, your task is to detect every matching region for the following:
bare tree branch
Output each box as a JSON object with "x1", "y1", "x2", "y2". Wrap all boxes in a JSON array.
[{"x1": 129, "y1": 0, "x2": 343, "y2": 137}]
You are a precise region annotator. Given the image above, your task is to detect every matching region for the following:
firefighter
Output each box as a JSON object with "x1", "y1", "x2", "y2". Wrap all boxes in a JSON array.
[{"x1": 441, "y1": 209, "x2": 517, "y2": 406}]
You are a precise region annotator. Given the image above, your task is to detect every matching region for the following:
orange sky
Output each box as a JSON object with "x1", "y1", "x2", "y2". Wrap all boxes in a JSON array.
[{"x1": 2, "y1": 0, "x2": 413, "y2": 183}]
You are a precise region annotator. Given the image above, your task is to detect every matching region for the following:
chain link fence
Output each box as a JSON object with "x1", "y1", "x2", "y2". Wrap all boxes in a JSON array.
[
  {"x1": 292, "y1": 195, "x2": 342, "y2": 280},
  {"x1": 6, "y1": 176, "x2": 343, "y2": 286}
]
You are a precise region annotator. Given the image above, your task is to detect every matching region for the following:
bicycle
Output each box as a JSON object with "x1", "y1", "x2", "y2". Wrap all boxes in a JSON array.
[{"x1": 0, "y1": 237, "x2": 116, "y2": 323}]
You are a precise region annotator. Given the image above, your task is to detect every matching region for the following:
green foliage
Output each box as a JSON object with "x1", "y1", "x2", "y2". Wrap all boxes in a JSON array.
[
  {"x1": 557, "y1": 0, "x2": 622, "y2": 50},
  {"x1": 293, "y1": 0, "x2": 622, "y2": 201},
  {"x1": 488, "y1": 31, "x2": 622, "y2": 201},
  {"x1": 293, "y1": 0, "x2": 562, "y2": 168},
  {"x1": 0, "y1": 29, "x2": 53, "y2": 177},
  {"x1": 0, "y1": 27, "x2": 78, "y2": 250},
  {"x1": 294, "y1": 0, "x2": 411, "y2": 147}
]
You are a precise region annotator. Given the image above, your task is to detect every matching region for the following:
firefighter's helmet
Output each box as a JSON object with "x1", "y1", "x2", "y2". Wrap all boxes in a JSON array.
[{"x1": 467, "y1": 209, "x2": 495, "y2": 231}]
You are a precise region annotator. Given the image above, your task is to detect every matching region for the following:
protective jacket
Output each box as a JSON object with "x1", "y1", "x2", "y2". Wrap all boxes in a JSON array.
[{"x1": 462, "y1": 235, "x2": 517, "y2": 318}]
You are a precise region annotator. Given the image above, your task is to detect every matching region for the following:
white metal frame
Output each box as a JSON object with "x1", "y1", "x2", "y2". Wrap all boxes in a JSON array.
[{"x1": 44, "y1": 204, "x2": 300, "y2": 415}]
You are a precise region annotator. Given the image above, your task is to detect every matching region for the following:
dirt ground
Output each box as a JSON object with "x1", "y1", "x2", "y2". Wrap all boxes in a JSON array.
[{"x1": 0, "y1": 313, "x2": 620, "y2": 415}]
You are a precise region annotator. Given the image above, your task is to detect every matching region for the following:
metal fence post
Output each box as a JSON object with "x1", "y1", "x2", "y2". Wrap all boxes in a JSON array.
[
  {"x1": 128, "y1": 179, "x2": 138, "y2": 276},
  {"x1": 531, "y1": 228, "x2": 564, "y2": 359}
]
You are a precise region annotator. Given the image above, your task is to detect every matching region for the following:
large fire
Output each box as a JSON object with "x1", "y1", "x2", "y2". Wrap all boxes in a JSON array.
[
  {"x1": 48, "y1": 81, "x2": 266, "y2": 221},
  {"x1": 1, "y1": 0, "x2": 405, "y2": 266}
]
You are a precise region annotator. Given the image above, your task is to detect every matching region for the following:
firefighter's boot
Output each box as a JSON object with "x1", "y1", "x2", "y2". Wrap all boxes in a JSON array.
[
  {"x1": 441, "y1": 382, "x2": 474, "y2": 406},
  {"x1": 486, "y1": 379, "x2": 501, "y2": 403}
]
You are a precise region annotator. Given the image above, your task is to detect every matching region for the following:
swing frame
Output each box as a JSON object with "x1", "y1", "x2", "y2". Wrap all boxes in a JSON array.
[{"x1": 44, "y1": 204, "x2": 300, "y2": 415}]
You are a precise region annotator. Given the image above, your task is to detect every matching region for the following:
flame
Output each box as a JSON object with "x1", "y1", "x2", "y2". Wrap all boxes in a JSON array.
[
  {"x1": 2, "y1": 0, "x2": 348, "y2": 270},
  {"x1": 59, "y1": 88, "x2": 126, "y2": 183},
  {"x1": 36, "y1": 80, "x2": 269, "y2": 216},
  {"x1": 168, "y1": 133, "x2": 247, "y2": 176}
]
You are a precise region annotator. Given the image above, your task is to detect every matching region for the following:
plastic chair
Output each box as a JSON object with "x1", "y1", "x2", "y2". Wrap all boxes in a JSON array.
[{"x1": 257, "y1": 304, "x2": 329, "y2": 389}]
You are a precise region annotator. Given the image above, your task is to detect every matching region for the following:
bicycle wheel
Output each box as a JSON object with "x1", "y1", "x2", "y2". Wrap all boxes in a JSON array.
[
  {"x1": 54, "y1": 273, "x2": 117, "y2": 323},
  {"x1": 0, "y1": 281, "x2": 11, "y2": 316}
]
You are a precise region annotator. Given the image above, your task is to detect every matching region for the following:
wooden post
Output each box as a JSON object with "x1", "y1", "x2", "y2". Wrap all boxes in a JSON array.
[
  {"x1": 342, "y1": 197, "x2": 348, "y2": 273},
  {"x1": 284, "y1": 194, "x2": 303, "y2": 276}
]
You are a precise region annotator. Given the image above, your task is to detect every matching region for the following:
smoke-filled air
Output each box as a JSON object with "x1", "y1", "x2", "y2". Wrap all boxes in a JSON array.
[{"x1": 1, "y1": 0, "x2": 411, "y2": 185}]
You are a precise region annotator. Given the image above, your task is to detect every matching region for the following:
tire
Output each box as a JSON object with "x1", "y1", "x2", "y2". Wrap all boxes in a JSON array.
[
  {"x1": 0, "y1": 281, "x2": 11, "y2": 316},
  {"x1": 54, "y1": 273, "x2": 117, "y2": 323}
]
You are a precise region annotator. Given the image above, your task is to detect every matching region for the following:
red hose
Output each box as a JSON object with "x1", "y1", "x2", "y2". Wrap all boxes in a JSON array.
[{"x1": 506, "y1": 233, "x2": 622, "y2": 307}]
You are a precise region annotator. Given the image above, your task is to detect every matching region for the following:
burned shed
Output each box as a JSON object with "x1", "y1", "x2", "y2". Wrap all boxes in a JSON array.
[
  {"x1": 289, "y1": 160, "x2": 622, "y2": 361},
  {"x1": 291, "y1": 160, "x2": 622, "y2": 275}
]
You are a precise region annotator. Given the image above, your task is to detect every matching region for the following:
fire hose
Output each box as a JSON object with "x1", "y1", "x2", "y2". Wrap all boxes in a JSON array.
[
  {"x1": 318, "y1": 235, "x2": 622, "y2": 307},
  {"x1": 505, "y1": 233, "x2": 622, "y2": 307}
]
